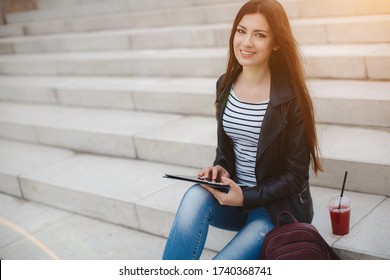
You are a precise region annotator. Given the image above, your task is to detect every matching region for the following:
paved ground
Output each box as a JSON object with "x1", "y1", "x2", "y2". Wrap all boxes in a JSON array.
[
  {"x1": 0, "y1": 192, "x2": 216, "y2": 260},
  {"x1": 1, "y1": 186, "x2": 390, "y2": 260}
]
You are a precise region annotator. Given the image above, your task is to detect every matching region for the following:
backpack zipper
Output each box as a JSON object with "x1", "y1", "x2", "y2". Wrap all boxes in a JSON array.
[{"x1": 268, "y1": 244, "x2": 329, "y2": 260}]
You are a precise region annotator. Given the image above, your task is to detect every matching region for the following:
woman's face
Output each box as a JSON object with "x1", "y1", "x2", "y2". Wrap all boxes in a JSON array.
[{"x1": 233, "y1": 13, "x2": 278, "y2": 70}]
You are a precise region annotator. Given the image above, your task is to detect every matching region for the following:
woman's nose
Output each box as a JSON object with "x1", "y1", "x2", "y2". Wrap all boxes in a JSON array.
[{"x1": 243, "y1": 34, "x2": 254, "y2": 47}]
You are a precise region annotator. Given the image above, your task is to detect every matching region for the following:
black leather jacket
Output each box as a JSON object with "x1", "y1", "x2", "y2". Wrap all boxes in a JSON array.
[{"x1": 213, "y1": 73, "x2": 314, "y2": 225}]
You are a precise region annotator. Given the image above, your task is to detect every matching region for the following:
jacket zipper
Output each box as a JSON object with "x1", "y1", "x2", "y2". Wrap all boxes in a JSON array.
[
  {"x1": 297, "y1": 182, "x2": 309, "y2": 204},
  {"x1": 279, "y1": 181, "x2": 309, "y2": 213}
]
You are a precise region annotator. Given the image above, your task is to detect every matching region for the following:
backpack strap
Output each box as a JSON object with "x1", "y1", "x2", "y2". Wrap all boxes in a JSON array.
[
  {"x1": 277, "y1": 211, "x2": 298, "y2": 226},
  {"x1": 324, "y1": 241, "x2": 341, "y2": 260}
]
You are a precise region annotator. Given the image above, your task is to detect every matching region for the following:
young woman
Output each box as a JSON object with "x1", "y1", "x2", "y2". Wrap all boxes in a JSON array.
[{"x1": 162, "y1": 0, "x2": 322, "y2": 260}]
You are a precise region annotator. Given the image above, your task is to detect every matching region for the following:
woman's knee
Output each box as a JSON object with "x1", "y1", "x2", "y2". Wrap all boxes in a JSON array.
[
  {"x1": 181, "y1": 184, "x2": 214, "y2": 206},
  {"x1": 175, "y1": 184, "x2": 216, "y2": 219}
]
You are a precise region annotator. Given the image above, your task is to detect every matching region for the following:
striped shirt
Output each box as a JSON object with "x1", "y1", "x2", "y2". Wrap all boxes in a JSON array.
[{"x1": 222, "y1": 87, "x2": 269, "y2": 187}]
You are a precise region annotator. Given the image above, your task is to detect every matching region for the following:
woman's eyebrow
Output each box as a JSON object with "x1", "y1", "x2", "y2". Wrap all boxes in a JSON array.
[{"x1": 237, "y1": 24, "x2": 269, "y2": 33}]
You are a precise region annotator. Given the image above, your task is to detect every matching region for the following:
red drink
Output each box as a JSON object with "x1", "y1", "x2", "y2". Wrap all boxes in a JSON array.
[
  {"x1": 329, "y1": 206, "x2": 351, "y2": 235},
  {"x1": 328, "y1": 194, "x2": 352, "y2": 236}
]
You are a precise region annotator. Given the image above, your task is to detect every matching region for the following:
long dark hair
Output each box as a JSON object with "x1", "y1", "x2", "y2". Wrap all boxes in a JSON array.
[{"x1": 217, "y1": 0, "x2": 323, "y2": 174}]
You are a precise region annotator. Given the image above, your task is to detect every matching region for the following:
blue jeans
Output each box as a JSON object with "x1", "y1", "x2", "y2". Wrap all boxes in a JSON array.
[{"x1": 162, "y1": 184, "x2": 274, "y2": 260}]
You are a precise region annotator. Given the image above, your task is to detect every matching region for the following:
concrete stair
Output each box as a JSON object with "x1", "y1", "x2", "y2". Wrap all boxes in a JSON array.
[
  {"x1": 0, "y1": 0, "x2": 389, "y2": 260},
  {"x1": 0, "y1": 76, "x2": 389, "y2": 126},
  {"x1": 6, "y1": 0, "x2": 246, "y2": 24},
  {"x1": 0, "y1": 191, "x2": 216, "y2": 260},
  {"x1": 2, "y1": 0, "x2": 390, "y2": 38},
  {"x1": 0, "y1": 102, "x2": 388, "y2": 196},
  {"x1": 1, "y1": 14, "x2": 389, "y2": 54},
  {"x1": 0, "y1": 139, "x2": 388, "y2": 259},
  {"x1": 0, "y1": 44, "x2": 389, "y2": 79}
]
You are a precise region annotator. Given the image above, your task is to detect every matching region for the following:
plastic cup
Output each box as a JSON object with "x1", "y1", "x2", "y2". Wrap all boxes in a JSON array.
[{"x1": 327, "y1": 194, "x2": 351, "y2": 235}]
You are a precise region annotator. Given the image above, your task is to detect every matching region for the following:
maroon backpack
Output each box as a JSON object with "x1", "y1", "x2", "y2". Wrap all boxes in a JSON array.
[{"x1": 262, "y1": 211, "x2": 340, "y2": 260}]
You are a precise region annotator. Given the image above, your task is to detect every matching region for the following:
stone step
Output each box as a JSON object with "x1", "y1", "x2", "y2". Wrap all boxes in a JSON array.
[
  {"x1": 134, "y1": 116, "x2": 390, "y2": 197},
  {"x1": 291, "y1": 0, "x2": 390, "y2": 18},
  {"x1": 308, "y1": 79, "x2": 390, "y2": 128},
  {"x1": 0, "y1": 23, "x2": 24, "y2": 39},
  {"x1": 34, "y1": 0, "x2": 239, "y2": 10},
  {"x1": 7, "y1": 0, "x2": 390, "y2": 26},
  {"x1": 3, "y1": 0, "x2": 390, "y2": 37},
  {"x1": 33, "y1": 0, "x2": 390, "y2": 18},
  {"x1": 0, "y1": 44, "x2": 388, "y2": 80},
  {"x1": 36, "y1": 0, "x2": 120, "y2": 10},
  {"x1": 0, "y1": 102, "x2": 388, "y2": 196},
  {"x1": 7, "y1": 0, "x2": 245, "y2": 24},
  {"x1": 0, "y1": 138, "x2": 214, "y2": 259},
  {"x1": 0, "y1": 76, "x2": 389, "y2": 128},
  {"x1": 7, "y1": 0, "x2": 130, "y2": 24},
  {"x1": 0, "y1": 192, "x2": 216, "y2": 259},
  {"x1": 0, "y1": 140, "x2": 388, "y2": 259},
  {"x1": 0, "y1": 138, "x2": 74, "y2": 197},
  {"x1": 0, "y1": 102, "x2": 182, "y2": 158},
  {"x1": 3, "y1": 3, "x2": 242, "y2": 36},
  {"x1": 1, "y1": 15, "x2": 389, "y2": 54},
  {"x1": 291, "y1": 14, "x2": 390, "y2": 45}
]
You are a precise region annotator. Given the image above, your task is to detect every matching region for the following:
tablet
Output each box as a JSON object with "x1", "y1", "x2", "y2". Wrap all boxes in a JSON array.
[{"x1": 163, "y1": 174, "x2": 231, "y2": 193}]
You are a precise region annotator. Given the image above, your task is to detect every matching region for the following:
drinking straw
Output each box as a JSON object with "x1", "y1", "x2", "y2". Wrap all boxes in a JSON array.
[{"x1": 338, "y1": 171, "x2": 348, "y2": 209}]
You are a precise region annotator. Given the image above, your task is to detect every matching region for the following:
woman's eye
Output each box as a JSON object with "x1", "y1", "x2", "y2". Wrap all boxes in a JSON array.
[
  {"x1": 255, "y1": 33, "x2": 266, "y2": 38},
  {"x1": 236, "y1": 29, "x2": 245, "y2": 34}
]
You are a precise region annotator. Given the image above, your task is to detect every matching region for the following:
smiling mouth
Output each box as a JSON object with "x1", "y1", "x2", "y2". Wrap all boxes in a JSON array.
[{"x1": 240, "y1": 50, "x2": 256, "y2": 56}]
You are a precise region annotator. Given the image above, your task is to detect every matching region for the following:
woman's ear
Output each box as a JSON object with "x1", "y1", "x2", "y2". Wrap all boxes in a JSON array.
[{"x1": 273, "y1": 45, "x2": 280, "y2": 51}]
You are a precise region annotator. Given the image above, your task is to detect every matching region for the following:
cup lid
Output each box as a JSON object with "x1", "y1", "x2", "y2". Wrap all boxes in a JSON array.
[{"x1": 328, "y1": 194, "x2": 351, "y2": 210}]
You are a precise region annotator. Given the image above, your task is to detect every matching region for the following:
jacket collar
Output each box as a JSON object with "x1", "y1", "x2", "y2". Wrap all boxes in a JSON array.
[{"x1": 256, "y1": 73, "x2": 294, "y2": 160}]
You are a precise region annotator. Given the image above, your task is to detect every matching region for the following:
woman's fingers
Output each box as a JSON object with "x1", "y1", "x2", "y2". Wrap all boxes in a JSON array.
[
  {"x1": 201, "y1": 177, "x2": 243, "y2": 207},
  {"x1": 212, "y1": 166, "x2": 221, "y2": 182},
  {"x1": 198, "y1": 165, "x2": 230, "y2": 182}
]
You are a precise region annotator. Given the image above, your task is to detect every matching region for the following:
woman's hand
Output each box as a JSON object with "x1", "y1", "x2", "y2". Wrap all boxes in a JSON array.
[
  {"x1": 201, "y1": 177, "x2": 244, "y2": 207},
  {"x1": 198, "y1": 165, "x2": 243, "y2": 207},
  {"x1": 198, "y1": 165, "x2": 230, "y2": 182}
]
